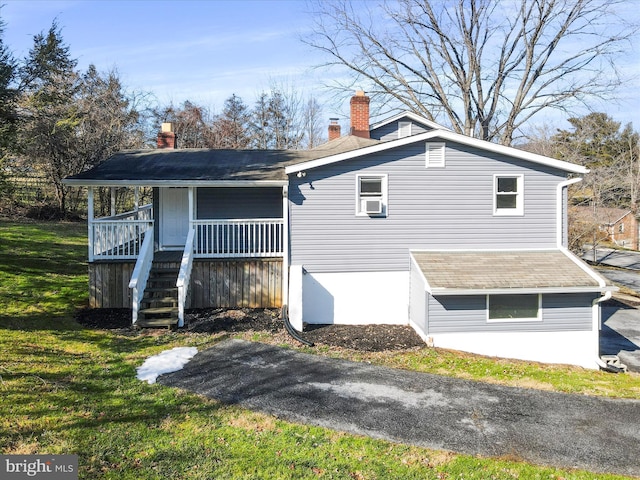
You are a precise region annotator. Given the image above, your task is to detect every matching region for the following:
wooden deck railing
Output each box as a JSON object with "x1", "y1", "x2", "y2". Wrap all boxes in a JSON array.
[
  {"x1": 192, "y1": 219, "x2": 284, "y2": 258},
  {"x1": 90, "y1": 205, "x2": 153, "y2": 261}
]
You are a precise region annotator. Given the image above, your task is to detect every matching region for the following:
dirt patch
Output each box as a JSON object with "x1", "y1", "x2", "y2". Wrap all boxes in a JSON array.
[{"x1": 75, "y1": 307, "x2": 425, "y2": 352}]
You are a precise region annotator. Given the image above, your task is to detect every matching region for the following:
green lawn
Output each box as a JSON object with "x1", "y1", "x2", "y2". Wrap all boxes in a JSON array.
[{"x1": 0, "y1": 219, "x2": 637, "y2": 479}]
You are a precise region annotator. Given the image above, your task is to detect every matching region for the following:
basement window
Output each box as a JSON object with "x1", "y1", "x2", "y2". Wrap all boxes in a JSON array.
[{"x1": 487, "y1": 294, "x2": 541, "y2": 322}]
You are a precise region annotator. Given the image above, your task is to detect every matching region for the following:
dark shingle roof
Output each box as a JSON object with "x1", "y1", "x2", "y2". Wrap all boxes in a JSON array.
[
  {"x1": 65, "y1": 149, "x2": 315, "y2": 184},
  {"x1": 411, "y1": 250, "x2": 605, "y2": 292},
  {"x1": 64, "y1": 136, "x2": 382, "y2": 185}
]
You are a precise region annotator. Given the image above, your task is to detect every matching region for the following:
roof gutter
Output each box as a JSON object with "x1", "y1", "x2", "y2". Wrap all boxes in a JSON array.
[
  {"x1": 62, "y1": 179, "x2": 288, "y2": 188},
  {"x1": 427, "y1": 285, "x2": 615, "y2": 296}
]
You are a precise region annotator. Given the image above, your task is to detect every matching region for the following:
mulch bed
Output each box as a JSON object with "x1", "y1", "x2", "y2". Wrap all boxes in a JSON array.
[{"x1": 74, "y1": 307, "x2": 425, "y2": 352}]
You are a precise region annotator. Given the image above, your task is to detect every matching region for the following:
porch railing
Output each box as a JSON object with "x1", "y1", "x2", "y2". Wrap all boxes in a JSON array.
[
  {"x1": 129, "y1": 228, "x2": 154, "y2": 326},
  {"x1": 192, "y1": 219, "x2": 284, "y2": 258},
  {"x1": 177, "y1": 229, "x2": 195, "y2": 328},
  {"x1": 90, "y1": 205, "x2": 153, "y2": 261}
]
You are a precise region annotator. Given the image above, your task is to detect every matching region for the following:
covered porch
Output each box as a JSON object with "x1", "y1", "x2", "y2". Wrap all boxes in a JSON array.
[
  {"x1": 63, "y1": 146, "x2": 313, "y2": 328},
  {"x1": 82, "y1": 182, "x2": 288, "y2": 328}
]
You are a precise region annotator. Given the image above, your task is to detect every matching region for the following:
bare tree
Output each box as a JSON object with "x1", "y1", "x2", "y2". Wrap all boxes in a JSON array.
[
  {"x1": 526, "y1": 112, "x2": 639, "y2": 254},
  {"x1": 304, "y1": 0, "x2": 637, "y2": 145},
  {"x1": 154, "y1": 100, "x2": 215, "y2": 148},
  {"x1": 302, "y1": 96, "x2": 325, "y2": 149}
]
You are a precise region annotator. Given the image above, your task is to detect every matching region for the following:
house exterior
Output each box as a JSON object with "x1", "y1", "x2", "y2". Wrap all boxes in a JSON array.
[
  {"x1": 571, "y1": 206, "x2": 638, "y2": 250},
  {"x1": 64, "y1": 92, "x2": 613, "y2": 368}
]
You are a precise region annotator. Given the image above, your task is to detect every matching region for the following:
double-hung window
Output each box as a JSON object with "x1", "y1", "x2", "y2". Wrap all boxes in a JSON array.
[
  {"x1": 494, "y1": 174, "x2": 523, "y2": 215},
  {"x1": 356, "y1": 174, "x2": 387, "y2": 217}
]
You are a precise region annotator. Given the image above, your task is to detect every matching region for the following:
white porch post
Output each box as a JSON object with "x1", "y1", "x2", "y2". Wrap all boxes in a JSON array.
[
  {"x1": 282, "y1": 185, "x2": 289, "y2": 308},
  {"x1": 188, "y1": 187, "x2": 195, "y2": 227},
  {"x1": 87, "y1": 187, "x2": 95, "y2": 262},
  {"x1": 134, "y1": 186, "x2": 140, "y2": 216},
  {"x1": 110, "y1": 187, "x2": 116, "y2": 217}
]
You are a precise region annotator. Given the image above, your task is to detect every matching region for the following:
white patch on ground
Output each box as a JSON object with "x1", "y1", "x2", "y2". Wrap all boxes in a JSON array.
[
  {"x1": 308, "y1": 381, "x2": 448, "y2": 407},
  {"x1": 136, "y1": 347, "x2": 198, "y2": 384}
]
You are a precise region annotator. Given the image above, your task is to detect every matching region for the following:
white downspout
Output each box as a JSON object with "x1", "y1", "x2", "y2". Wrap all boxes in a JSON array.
[
  {"x1": 282, "y1": 185, "x2": 289, "y2": 308},
  {"x1": 558, "y1": 177, "x2": 618, "y2": 369},
  {"x1": 593, "y1": 290, "x2": 613, "y2": 370},
  {"x1": 556, "y1": 177, "x2": 582, "y2": 248}
]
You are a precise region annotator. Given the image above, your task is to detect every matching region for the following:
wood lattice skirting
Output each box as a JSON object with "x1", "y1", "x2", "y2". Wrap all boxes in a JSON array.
[{"x1": 89, "y1": 258, "x2": 283, "y2": 309}]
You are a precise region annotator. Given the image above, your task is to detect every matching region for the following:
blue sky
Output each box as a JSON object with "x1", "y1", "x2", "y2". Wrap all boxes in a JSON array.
[
  {"x1": 1, "y1": 0, "x2": 638, "y2": 131},
  {"x1": 2, "y1": 0, "x2": 339, "y2": 113}
]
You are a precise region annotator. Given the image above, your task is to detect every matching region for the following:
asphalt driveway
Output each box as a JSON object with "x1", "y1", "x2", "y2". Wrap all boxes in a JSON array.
[
  {"x1": 602, "y1": 300, "x2": 640, "y2": 372},
  {"x1": 159, "y1": 339, "x2": 640, "y2": 477}
]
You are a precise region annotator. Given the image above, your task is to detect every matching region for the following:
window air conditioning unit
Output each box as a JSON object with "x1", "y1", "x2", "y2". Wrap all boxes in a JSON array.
[{"x1": 363, "y1": 199, "x2": 382, "y2": 214}]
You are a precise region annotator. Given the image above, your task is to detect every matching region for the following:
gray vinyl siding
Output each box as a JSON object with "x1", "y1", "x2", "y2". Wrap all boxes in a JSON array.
[
  {"x1": 370, "y1": 119, "x2": 433, "y2": 142},
  {"x1": 427, "y1": 293, "x2": 596, "y2": 333},
  {"x1": 289, "y1": 141, "x2": 567, "y2": 273},
  {"x1": 197, "y1": 187, "x2": 282, "y2": 219}
]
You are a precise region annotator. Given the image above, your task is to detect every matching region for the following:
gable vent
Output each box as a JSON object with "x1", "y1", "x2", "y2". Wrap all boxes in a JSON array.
[{"x1": 426, "y1": 142, "x2": 446, "y2": 168}]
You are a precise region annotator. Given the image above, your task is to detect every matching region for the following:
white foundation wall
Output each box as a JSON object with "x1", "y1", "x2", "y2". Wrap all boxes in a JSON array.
[
  {"x1": 300, "y1": 271, "x2": 410, "y2": 325},
  {"x1": 410, "y1": 326, "x2": 600, "y2": 369}
]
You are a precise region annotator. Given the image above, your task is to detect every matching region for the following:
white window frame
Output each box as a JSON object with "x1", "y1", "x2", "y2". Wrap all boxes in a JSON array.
[
  {"x1": 486, "y1": 294, "x2": 542, "y2": 323},
  {"x1": 493, "y1": 174, "x2": 524, "y2": 216},
  {"x1": 355, "y1": 174, "x2": 388, "y2": 217},
  {"x1": 425, "y1": 142, "x2": 446, "y2": 168},
  {"x1": 398, "y1": 121, "x2": 412, "y2": 138}
]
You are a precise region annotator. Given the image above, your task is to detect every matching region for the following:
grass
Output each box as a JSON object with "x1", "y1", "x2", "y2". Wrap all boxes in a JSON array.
[{"x1": 0, "y1": 218, "x2": 638, "y2": 479}]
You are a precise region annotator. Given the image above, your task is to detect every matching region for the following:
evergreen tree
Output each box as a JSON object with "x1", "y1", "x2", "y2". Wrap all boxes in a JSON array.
[
  {"x1": 213, "y1": 94, "x2": 251, "y2": 149},
  {"x1": 0, "y1": 13, "x2": 18, "y2": 194},
  {"x1": 18, "y1": 21, "x2": 79, "y2": 214}
]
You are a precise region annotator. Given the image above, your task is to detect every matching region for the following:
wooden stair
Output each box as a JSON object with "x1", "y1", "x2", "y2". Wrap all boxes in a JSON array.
[{"x1": 137, "y1": 264, "x2": 179, "y2": 328}]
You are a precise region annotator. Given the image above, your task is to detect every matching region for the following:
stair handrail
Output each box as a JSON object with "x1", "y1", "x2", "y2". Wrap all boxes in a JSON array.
[
  {"x1": 176, "y1": 228, "x2": 195, "y2": 328},
  {"x1": 129, "y1": 229, "x2": 155, "y2": 326}
]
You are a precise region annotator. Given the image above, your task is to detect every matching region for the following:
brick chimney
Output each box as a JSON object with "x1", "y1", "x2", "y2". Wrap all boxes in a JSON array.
[
  {"x1": 157, "y1": 122, "x2": 177, "y2": 149},
  {"x1": 350, "y1": 90, "x2": 370, "y2": 138},
  {"x1": 328, "y1": 118, "x2": 341, "y2": 141}
]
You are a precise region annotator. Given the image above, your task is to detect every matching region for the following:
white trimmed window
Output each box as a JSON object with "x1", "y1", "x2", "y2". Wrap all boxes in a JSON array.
[
  {"x1": 398, "y1": 121, "x2": 412, "y2": 138},
  {"x1": 494, "y1": 174, "x2": 523, "y2": 215},
  {"x1": 356, "y1": 174, "x2": 387, "y2": 217},
  {"x1": 425, "y1": 142, "x2": 445, "y2": 168},
  {"x1": 487, "y1": 294, "x2": 541, "y2": 322}
]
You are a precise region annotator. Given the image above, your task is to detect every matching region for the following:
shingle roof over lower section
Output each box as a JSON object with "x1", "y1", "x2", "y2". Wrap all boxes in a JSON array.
[
  {"x1": 64, "y1": 136, "x2": 383, "y2": 186},
  {"x1": 411, "y1": 250, "x2": 606, "y2": 294},
  {"x1": 64, "y1": 149, "x2": 316, "y2": 184}
]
